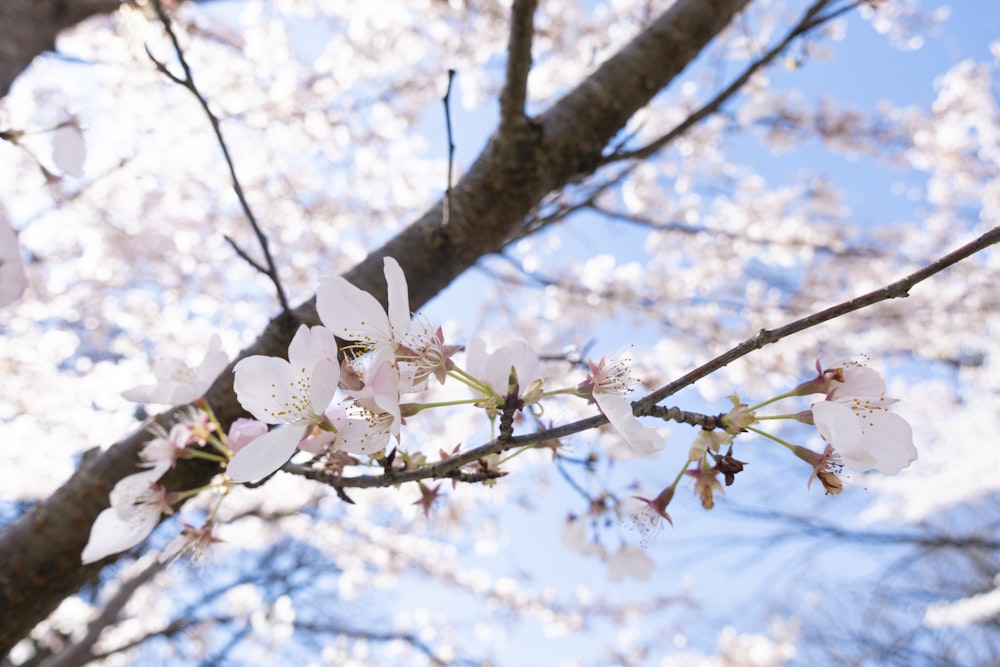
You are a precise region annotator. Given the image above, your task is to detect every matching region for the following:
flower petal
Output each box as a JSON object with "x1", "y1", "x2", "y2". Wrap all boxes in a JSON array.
[
  {"x1": 828, "y1": 365, "x2": 886, "y2": 399},
  {"x1": 226, "y1": 424, "x2": 308, "y2": 482},
  {"x1": 233, "y1": 355, "x2": 299, "y2": 424},
  {"x1": 383, "y1": 257, "x2": 411, "y2": 341},
  {"x1": 812, "y1": 400, "x2": 916, "y2": 473},
  {"x1": 317, "y1": 274, "x2": 391, "y2": 345},
  {"x1": 595, "y1": 392, "x2": 665, "y2": 454},
  {"x1": 81, "y1": 504, "x2": 162, "y2": 564}
]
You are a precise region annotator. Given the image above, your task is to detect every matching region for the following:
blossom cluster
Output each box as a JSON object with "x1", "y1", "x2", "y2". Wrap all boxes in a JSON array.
[{"x1": 81, "y1": 258, "x2": 916, "y2": 578}]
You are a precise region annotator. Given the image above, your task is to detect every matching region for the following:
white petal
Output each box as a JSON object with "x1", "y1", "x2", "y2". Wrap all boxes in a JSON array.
[
  {"x1": 226, "y1": 424, "x2": 308, "y2": 482},
  {"x1": 812, "y1": 400, "x2": 917, "y2": 473},
  {"x1": 850, "y1": 408, "x2": 916, "y2": 473},
  {"x1": 192, "y1": 333, "x2": 230, "y2": 387},
  {"x1": 317, "y1": 274, "x2": 391, "y2": 345},
  {"x1": 335, "y1": 416, "x2": 392, "y2": 455},
  {"x1": 233, "y1": 355, "x2": 299, "y2": 424},
  {"x1": 309, "y1": 357, "x2": 341, "y2": 416},
  {"x1": 287, "y1": 325, "x2": 338, "y2": 369},
  {"x1": 595, "y1": 392, "x2": 665, "y2": 454},
  {"x1": 81, "y1": 504, "x2": 162, "y2": 563},
  {"x1": 383, "y1": 257, "x2": 411, "y2": 340},
  {"x1": 109, "y1": 463, "x2": 169, "y2": 516},
  {"x1": 829, "y1": 365, "x2": 885, "y2": 399}
]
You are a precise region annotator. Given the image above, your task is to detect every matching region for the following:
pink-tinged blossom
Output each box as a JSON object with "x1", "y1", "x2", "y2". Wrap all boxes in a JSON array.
[
  {"x1": 603, "y1": 544, "x2": 655, "y2": 582},
  {"x1": 140, "y1": 423, "x2": 191, "y2": 468},
  {"x1": 341, "y1": 349, "x2": 403, "y2": 437},
  {"x1": 226, "y1": 418, "x2": 269, "y2": 454},
  {"x1": 81, "y1": 461, "x2": 173, "y2": 564},
  {"x1": 0, "y1": 217, "x2": 27, "y2": 307},
  {"x1": 623, "y1": 486, "x2": 674, "y2": 546},
  {"x1": 297, "y1": 406, "x2": 392, "y2": 456},
  {"x1": 582, "y1": 353, "x2": 665, "y2": 455},
  {"x1": 789, "y1": 443, "x2": 844, "y2": 495},
  {"x1": 792, "y1": 357, "x2": 887, "y2": 399},
  {"x1": 227, "y1": 325, "x2": 341, "y2": 482},
  {"x1": 123, "y1": 334, "x2": 229, "y2": 406}
]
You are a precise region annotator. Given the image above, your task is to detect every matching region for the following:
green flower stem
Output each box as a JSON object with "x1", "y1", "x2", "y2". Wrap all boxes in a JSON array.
[
  {"x1": 193, "y1": 398, "x2": 234, "y2": 458},
  {"x1": 446, "y1": 364, "x2": 495, "y2": 397},
  {"x1": 181, "y1": 449, "x2": 229, "y2": 464},
  {"x1": 755, "y1": 413, "x2": 805, "y2": 421},
  {"x1": 747, "y1": 390, "x2": 801, "y2": 412},
  {"x1": 173, "y1": 482, "x2": 227, "y2": 503},
  {"x1": 405, "y1": 397, "x2": 492, "y2": 415},
  {"x1": 745, "y1": 424, "x2": 798, "y2": 452}
]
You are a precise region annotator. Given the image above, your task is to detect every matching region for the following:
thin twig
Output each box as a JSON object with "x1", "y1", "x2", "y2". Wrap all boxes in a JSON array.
[
  {"x1": 441, "y1": 69, "x2": 456, "y2": 226},
  {"x1": 147, "y1": 0, "x2": 290, "y2": 314},
  {"x1": 601, "y1": 0, "x2": 859, "y2": 165}
]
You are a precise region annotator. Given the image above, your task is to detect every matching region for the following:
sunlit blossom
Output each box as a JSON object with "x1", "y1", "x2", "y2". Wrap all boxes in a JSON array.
[
  {"x1": 227, "y1": 325, "x2": 341, "y2": 482},
  {"x1": 317, "y1": 256, "x2": 419, "y2": 353},
  {"x1": 81, "y1": 461, "x2": 173, "y2": 564},
  {"x1": 140, "y1": 423, "x2": 191, "y2": 468},
  {"x1": 122, "y1": 333, "x2": 230, "y2": 406},
  {"x1": 583, "y1": 353, "x2": 665, "y2": 455},
  {"x1": 465, "y1": 335, "x2": 542, "y2": 411}
]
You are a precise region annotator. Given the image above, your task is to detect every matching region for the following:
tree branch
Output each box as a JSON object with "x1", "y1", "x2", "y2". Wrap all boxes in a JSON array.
[
  {"x1": 0, "y1": 0, "x2": 122, "y2": 99},
  {"x1": 499, "y1": 0, "x2": 537, "y2": 133}
]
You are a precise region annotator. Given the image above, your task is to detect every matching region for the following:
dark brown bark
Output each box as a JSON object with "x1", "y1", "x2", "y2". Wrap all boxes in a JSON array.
[
  {"x1": 0, "y1": 0, "x2": 121, "y2": 98},
  {"x1": 0, "y1": 0, "x2": 749, "y2": 655}
]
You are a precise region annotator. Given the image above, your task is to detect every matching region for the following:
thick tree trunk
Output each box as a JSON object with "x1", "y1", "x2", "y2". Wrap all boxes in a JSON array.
[
  {"x1": 0, "y1": 0, "x2": 121, "y2": 98},
  {"x1": 0, "y1": 0, "x2": 749, "y2": 655}
]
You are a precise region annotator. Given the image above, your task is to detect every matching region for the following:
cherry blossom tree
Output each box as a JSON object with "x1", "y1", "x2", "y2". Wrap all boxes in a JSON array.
[{"x1": 1, "y1": 0, "x2": 999, "y2": 664}]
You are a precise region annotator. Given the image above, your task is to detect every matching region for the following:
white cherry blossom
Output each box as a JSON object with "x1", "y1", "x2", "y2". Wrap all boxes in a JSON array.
[
  {"x1": 81, "y1": 461, "x2": 172, "y2": 564},
  {"x1": 227, "y1": 325, "x2": 341, "y2": 482},
  {"x1": 464, "y1": 335, "x2": 541, "y2": 400},
  {"x1": 812, "y1": 396, "x2": 916, "y2": 473},
  {"x1": 584, "y1": 353, "x2": 665, "y2": 455},
  {"x1": 810, "y1": 362, "x2": 916, "y2": 474},
  {"x1": 317, "y1": 256, "x2": 412, "y2": 351},
  {"x1": 122, "y1": 334, "x2": 230, "y2": 406}
]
